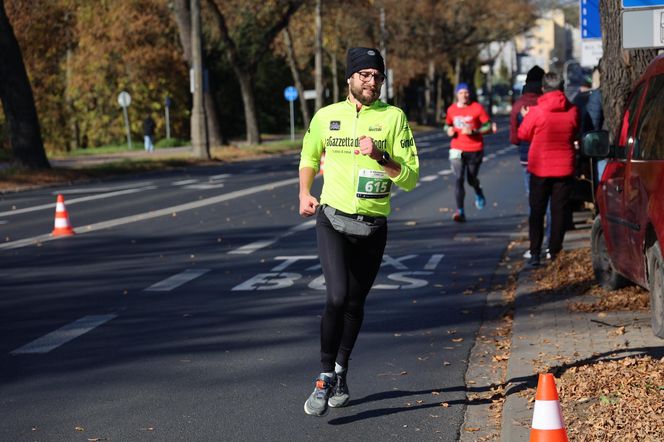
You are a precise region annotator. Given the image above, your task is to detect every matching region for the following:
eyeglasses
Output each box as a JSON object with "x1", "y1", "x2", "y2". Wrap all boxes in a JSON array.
[{"x1": 357, "y1": 71, "x2": 386, "y2": 83}]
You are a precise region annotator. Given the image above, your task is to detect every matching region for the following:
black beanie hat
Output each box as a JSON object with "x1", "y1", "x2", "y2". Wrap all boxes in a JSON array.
[
  {"x1": 522, "y1": 65, "x2": 544, "y2": 95},
  {"x1": 525, "y1": 65, "x2": 544, "y2": 84},
  {"x1": 346, "y1": 47, "x2": 385, "y2": 79}
]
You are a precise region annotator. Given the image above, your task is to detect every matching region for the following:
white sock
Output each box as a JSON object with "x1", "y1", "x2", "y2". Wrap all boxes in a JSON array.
[
  {"x1": 334, "y1": 363, "x2": 346, "y2": 374},
  {"x1": 322, "y1": 372, "x2": 335, "y2": 379}
]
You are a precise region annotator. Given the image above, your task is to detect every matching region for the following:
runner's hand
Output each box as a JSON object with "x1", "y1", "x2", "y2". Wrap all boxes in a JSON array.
[
  {"x1": 446, "y1": 127, "x2": 456, "y2": 137},
  {"x1": 299, "y1": 193, "x2": 319, "y2": 217},
  {"x1": 359, "y1": 135, "x2": 379, "y2": 160}
]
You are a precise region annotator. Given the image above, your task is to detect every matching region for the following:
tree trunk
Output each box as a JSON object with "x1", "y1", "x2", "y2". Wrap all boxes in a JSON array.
[
  {"x1": 283, "y1": 27, "x2": 310, "y2": 128},
  {"x1": 236, "y1": 71, "x2": 261, "y2": 144},
  {"x1": 314, "y1": 0, "x2": 323, "y2": 111},
  {"x1": 435, "y1": 75, "x2": 443, "y2": 124},
  {"x1": 173, "y1": 0, "x2": 224, "y2": 146},
  {"x1": 599, "y1": 0, "x2": 657, "y2": 141},
  {"x1": 425, "y1": 58, "x2": 435, "y2": 125},
  {"x1": 330, "y1": 51, "x2": 339, "y2": 103},
  {"x1": 0, "y1": 0, "x2": 49, "y2": 169}
]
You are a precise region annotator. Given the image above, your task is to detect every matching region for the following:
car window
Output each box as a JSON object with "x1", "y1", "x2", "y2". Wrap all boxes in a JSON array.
[
  {"x1": 635, "y1": 74, "x2": 664, "y2": 160},
  {"x1": 617, "y1": 82, "x2": 645, "y2": 160}
]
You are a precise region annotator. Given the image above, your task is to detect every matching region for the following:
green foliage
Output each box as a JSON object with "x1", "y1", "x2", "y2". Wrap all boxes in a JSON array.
[{"x1": 155, "y1": 138, "x2": 188, "y2": 148}]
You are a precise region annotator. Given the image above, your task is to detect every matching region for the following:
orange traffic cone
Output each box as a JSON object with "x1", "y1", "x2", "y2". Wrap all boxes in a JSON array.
[
  {"x1": 530, "y1": 373, "x2": 569, "y2": 442},
  {"x1": 52, "y1": 194, "x2": 75, "y2": 236},
  {"x1": 319, "y1": 152, "x2": 325, "y2": 175}
]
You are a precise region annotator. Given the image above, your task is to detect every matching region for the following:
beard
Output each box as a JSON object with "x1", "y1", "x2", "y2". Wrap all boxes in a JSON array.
[{"x1": 350, "y1": 81, "x2": 381, "y2": 106}]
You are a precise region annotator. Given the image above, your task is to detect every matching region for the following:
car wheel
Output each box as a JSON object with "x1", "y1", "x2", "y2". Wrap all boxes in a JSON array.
[
  {"x1": 590, "y1": 217, "x2": 628, "y2": 290},
  {"x1": 645, "y1": 242, "x2": 664, "y2": 338}
]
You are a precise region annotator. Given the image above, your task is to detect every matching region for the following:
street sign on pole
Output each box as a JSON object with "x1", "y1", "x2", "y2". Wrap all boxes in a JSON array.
[
  {"x1": 284, "y1": 86, "x2": 298, "y2": 141},
  {"x1": 623, "y1": 0, "x2": 664, "y2": 7},
  {"x1": 117, "y1": 91, "x2": 132, "y2": 149},
  {"x1": 622, "y1": 8, "x2": 664, "y2": 49}
]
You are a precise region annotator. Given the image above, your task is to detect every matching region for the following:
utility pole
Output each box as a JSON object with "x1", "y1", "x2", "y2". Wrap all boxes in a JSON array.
[
  {"x1": 190, "y1": 0, "x2": 209, "y2": 159},
  {"x1": 314, "y1": 0, "x2": 323, "y2": 111}
]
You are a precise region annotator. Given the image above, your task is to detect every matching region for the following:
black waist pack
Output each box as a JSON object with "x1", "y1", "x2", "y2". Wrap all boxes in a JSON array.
[{"x1": 322, "y1": 204, "x2": 386, "y2": 238}]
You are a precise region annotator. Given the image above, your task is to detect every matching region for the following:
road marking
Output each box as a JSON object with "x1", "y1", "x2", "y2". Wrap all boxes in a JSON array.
[
  {"x1": 0, "y1": 186, "x2": 156, "y2": 218},
  {"x1": 185, "y1": 183, "x2": 225, "y2": 190},
  {"x1": 438, "y1": 170, "x2": 452, "y2": 176},
  {"x1": 424, "y1": 254, "x2": 445, "y2": 270},
  {"x1": 228, "y1": 219, "x2": 316, "y2": 255},
  {"x1": 55, "y1": 182, "x2": 154, "y2": 194},
  {"x1": 0, "y1": 177, "x2": 300, "y2": 250},
  {"x1": 10, "y1": 314, "x2": 117, "y2": 354},
  {"x1": 421, "y1": 175, "x2": 438, "y2": 182},
  {"x1": 144, "y1": 268, "x2": 210, "y2": 292},
  {"x1": 173, "y1": 179, "x2": 199, "y2": 185}
]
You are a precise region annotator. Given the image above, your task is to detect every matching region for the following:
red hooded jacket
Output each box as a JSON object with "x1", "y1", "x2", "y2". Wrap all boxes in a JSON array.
[{"x1": 517, "y1": 90, "x2": 579, "y2": 177}]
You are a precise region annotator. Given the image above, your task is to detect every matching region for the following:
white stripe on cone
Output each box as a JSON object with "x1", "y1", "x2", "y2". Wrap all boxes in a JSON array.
[
  {"x1": 54, "y1": 218, "x2": 70, "y2": 228},
  {"x1": 531, "y1": 400, "x2": 565, "y2": 430}
]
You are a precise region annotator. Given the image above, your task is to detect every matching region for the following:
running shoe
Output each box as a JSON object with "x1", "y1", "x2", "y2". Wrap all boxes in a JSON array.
[
  {"x1": 304, "y1": 373, "x2": 335, "y2": 416},
  {"x1": 452, "y1": 210, "x2": 466, "y2": 223},
  {"x1": 328, "y1": 372, "x2": 350, "y2": 408},
  {"x1": 523, "y1": 250, "x2": 532, "y2": 259},
  {"x1": 475, "y1": 193, "x2": 486, "y2": 210}
]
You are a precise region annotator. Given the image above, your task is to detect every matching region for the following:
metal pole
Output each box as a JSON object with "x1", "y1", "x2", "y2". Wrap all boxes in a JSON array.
[
  {"x1": 122, "y1": 106, "x2": 132, "y2": 149},
  {"x1": 165, "y1": 106, "x2": 171, "y2": 140},
  {"x1": 289, "y1": 100, "x2": 295, "y2": 141}
]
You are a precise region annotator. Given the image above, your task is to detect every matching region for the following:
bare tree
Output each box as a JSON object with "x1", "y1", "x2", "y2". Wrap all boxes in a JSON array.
[
  {"x1": 0, "y1": 0, "x2": 49, "y2": 169},
  {"x1": 314, "y1": 0, "x2": 323, "y2": 111}
]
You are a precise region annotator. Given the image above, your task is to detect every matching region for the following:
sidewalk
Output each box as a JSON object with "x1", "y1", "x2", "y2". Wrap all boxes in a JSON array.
[{"x1": 500, "y1": 212, "x2": 662, "y2": 441}]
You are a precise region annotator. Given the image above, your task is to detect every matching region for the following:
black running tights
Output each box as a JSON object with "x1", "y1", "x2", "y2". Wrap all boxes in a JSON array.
[{"x1": 315, "y1": 209, "x2": 387, "y2": 372}]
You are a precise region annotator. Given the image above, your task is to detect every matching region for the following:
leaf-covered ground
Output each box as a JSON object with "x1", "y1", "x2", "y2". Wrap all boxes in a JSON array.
[{"x1": 530, "y1": 248, "x2": 663, "y2": 441}]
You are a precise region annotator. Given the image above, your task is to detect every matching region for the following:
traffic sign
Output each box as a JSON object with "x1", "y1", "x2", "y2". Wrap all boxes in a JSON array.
[
  {"x1": 117, "y1": 91, "x2": 131, "y2": 108},
  {"x1": 581, "y1": 0, "x2": 601, "y2": 39},
  {"x1": 623, "y1": 0, "x2": 664, "y2": 7},
  {"x1": 622, "y1": 8, "x2": 664, "y2": 49},
  {"x1": 283, "y1": 86, "x2": 298, "y2": 102}
]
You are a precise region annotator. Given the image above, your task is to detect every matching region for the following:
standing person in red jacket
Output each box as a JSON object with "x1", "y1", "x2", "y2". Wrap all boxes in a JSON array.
[
  {"x1": 445, "y1": 83, "x2": 496, "y2": 222},
  {"x1": 518, "y1": 72, "x2": 579, "y2": 266}
]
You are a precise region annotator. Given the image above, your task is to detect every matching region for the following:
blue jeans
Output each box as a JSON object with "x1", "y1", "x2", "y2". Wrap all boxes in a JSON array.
[{"x1": 144, "y1": 135, "x2": 154, "y2": 152}]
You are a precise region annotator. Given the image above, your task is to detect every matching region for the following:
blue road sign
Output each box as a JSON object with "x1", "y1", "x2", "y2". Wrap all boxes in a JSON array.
[
  {"x1": 623, "y1": 0, "x2": 664, "y2": 7},
  {"x1": 284, "y1": 86, "x2": 298, "y2": 102},
  {"x1": 581, "y1": 0, "x2": 601, "y2": 39}
]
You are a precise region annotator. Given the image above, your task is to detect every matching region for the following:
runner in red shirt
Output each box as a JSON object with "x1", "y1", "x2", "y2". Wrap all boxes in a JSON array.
[{"x1": 444, "y1": 83, "x2": 496, "y2": 222}]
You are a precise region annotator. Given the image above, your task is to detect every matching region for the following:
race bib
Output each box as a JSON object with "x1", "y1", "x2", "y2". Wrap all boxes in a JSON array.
[
  {"x1": 356, "y1": 169, "x2": 391, "y2": 199},
  {"x1": 449, "y1": 148, "x2": 462, "y2": 160}
]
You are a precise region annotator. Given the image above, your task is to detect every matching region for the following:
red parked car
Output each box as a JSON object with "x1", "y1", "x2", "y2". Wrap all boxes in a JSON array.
[{"x1": 582, "y1": 53, "x2": 664, "y2": 338}]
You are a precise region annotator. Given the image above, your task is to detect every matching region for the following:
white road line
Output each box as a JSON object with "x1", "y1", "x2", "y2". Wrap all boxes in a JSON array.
[
  {"x1": 438, "y1": 170, "x2": 453, "y2": 176},
  {"x1": 421, "y1": 175, "x2": 438, "y2": 182},
  {"x1": 210, "y1": 173, "x2": 231, "y2": 179},
  {"x1": 173, "y1": 179, "x2": 199, "y2": 185},
  {"x1": 10, "y1": 314, "x2": 117, "y2": 354},
  {"x1": 0, "y1": 177, "x2": 300, "y2": 251},
  {"x1": 144, "y1": 268, "x2": 210, "y2": 292},
  {"x1": 228, "y1": 219, "x2": 316, "y2": 255},
  {"x1": 55, "y1": 182, "x2": 154, "y2": 194},
  {"x1": 185, "y1": 183, "x2": 225, "y2": 190},
  {"x1": 0, "y1": 186, "x2": 156, "y2": 218}
]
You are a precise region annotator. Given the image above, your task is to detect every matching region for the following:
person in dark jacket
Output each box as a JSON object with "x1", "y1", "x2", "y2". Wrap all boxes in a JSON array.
[
  {"x1": 518, "y1": 72, "x2": 579, "y2": 266},
  {"x1": 143, "y1": 115, "x2": 156, "y2": 153},
  {"x1": 510, "y1": 65, "x2": 544, "y2": 193}
]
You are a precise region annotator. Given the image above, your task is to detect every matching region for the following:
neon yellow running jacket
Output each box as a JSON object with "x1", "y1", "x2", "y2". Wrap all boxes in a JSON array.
[{"x1": 299, "y1": 98, "x2": 419, "y2": 217}]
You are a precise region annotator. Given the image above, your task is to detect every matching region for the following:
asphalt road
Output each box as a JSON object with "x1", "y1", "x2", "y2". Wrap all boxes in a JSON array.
[{"x1": 0, "y1": 119, "x2": 528, "y2": 441}]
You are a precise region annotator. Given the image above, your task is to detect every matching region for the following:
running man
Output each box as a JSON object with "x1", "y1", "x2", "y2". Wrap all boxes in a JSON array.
[
  {"x1": 298, "y1": 47, "x2": 420, "y2": 416},
  {"x1": 444, "y1": 83, "x2": 496, "y2": 222}
]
